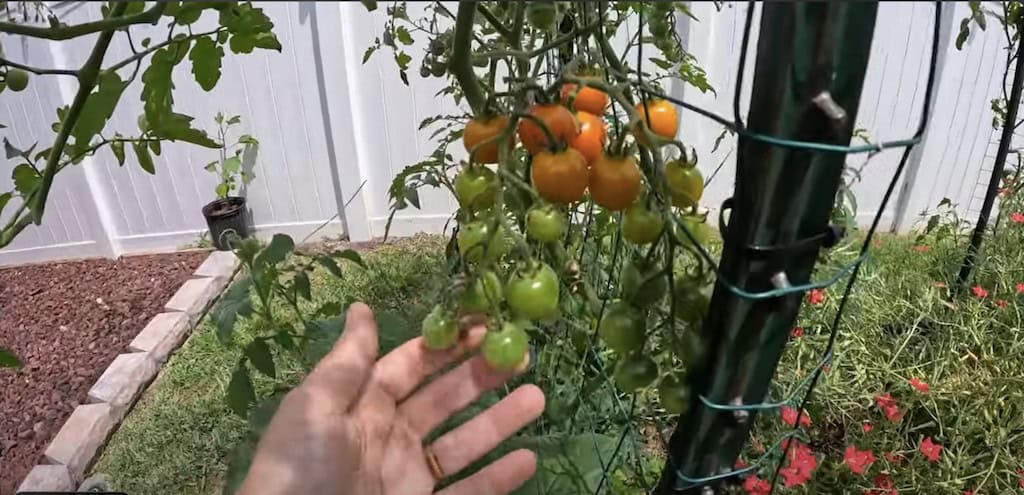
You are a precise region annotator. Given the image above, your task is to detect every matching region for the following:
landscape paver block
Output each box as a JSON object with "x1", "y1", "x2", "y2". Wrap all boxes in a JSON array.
[
  {"x1": 86, "y1": 353, "x2": 158, "y2": 420},
  {"x1": 16, "y1": 464, "x2": 74, "y2": 493},
  {"x1": 194, "y1": 250, "x2": 239, "y2": 279},
  {"x1": 164, "y1": 276, "x2": 225, "y2": 324},
  {"x1": 129, "y1": 312, "x2": 190, "y2": 364},
  {"x1": 43, "y1": 403, "x2": 114, "y2": 482}
]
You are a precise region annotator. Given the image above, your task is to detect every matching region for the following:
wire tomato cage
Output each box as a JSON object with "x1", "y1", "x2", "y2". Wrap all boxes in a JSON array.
[{"x1": 518, "y1": 1, "x2": 943, "y2": 494}]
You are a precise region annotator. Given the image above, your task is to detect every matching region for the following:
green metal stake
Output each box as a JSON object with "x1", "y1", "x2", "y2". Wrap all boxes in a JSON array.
[{"x1": 654, "y1": 3, "x2": 878, "y2": 493}]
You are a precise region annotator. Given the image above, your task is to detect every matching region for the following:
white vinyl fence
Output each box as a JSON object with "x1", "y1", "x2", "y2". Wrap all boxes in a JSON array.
[{"x1": 0, "y1": 2, "x2": 1010, "y2": 266}]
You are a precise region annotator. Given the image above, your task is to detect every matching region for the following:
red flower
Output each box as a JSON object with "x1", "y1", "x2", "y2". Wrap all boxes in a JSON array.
[
  {"x1": 875, "y1": 393, "x2": 904, "y2": 423},
  {"x1": 1017, "y1": 282, "x2": 1024, "y2": 294},
  {"x1": 844, "y1": 445, "x2": 876, "y2": 475},
  {"x1": 791, "y1": 326, "x2": 805, "y2": 338},
  {"x1": 912, "y1": 244, "x2": 931, "y2": 252},
  {"x1": 920, "y1": 437, "x2": 942, "y2": 462},
  {"x1": 1017, "y1": 468, "x2": 1024, "y2": 488},
  {"x1": 870, "y1": 473, "x2": 898, "y2": 495},
  {"x1": 1011, "y1": 212, "x2": 1024, "y2": 224},
  {"x1": 781, "y1": 406, "x2": 812, "y2": 427},
  {"x1": 735, "y1": 459, "x2": 750, "y2": 469},
  {"x1": 808, "y1": 289, "x2": 826, "y2": 305},
  {"x1": 1000, "y1": 187, "x2": 1012, "y2": 196},
  {"x1": 777, "y1": 440, "x2": 817, "y2": 487},
  {"x1": 862, "y1": 422, "x2": 874, "y2": 433},
  {"x1": 744, "y1": 474, "x2": 772, "y2": 495},
  {"x1": 909, "y1": 378, "x2": 930, "y2": 394},
  {"x1": 934, "y1": 281, "x2": 948, "y2": 288},
  {"x1": 972, "y1": 285, "x2": 989, "y2": 298},
  {"x1": 964, "y1": 490, "x2": 974, "y2": 495},
  {"x1": 884, "y1": 451, "x2": 906, "y2": 465},
  {"x1": 996, "y1": 299, "x2": 1009, "y2": 309}
]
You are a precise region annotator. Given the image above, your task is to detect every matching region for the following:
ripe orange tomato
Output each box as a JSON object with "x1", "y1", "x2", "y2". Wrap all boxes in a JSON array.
[
  {"x1": 568, "y1": 111, "x2": 606, "y2": 164},
  {"x1": 518, "y1": 104, "x2": 579, "y2": 154},
  {"x1": 464, "y1": 115, "x2": 512, "y2": 164},
  {"x1": 634, "y1": 99, "x2": 679, "y2": 145},
  {"x1": 532, "y1": 147, "x2": 589, "y2": 204},
  {"x1": 589, "y1": 153, "x2": 642, "y2": 211},
  {"x1": 560, "y1": 83, "x2": 609, "y2": 115}
]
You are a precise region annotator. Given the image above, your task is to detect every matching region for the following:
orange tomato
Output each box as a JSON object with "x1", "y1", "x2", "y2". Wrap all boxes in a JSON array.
[
  {"x1": 532, "y1": 147, "x2": 589, "y2": 204},
  {"x1": 589, "y1": 153, "x2": 642, "y2": 211},
  {"x1": 569, "y1": 111, "x2": 607, "y2": 164},
  {"x1": 464, "y1": 115, "x2": 512, "y2": 164},
  {"x1": 634, "y1": 99, "x2": 679, "y2": 145},
  {"x1": 561, "y1": 83, "x2": 609, "y2": 115},
  {"x1": 518, "y1": 104, "x2": 579, "y2": 154}
]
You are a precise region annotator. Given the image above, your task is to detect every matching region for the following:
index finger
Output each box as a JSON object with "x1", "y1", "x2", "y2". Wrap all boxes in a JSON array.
[
  {"x1": 303, "y1": 302, "x2": 379, "y2": 409},
  {"x1": 368, "y1": 325, "x2": 488, "y2": 402}
]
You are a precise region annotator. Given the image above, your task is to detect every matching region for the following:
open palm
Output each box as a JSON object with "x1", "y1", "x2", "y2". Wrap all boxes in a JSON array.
[{"x1": 239, "y1": 303, "x2": 545, "y2": 495}]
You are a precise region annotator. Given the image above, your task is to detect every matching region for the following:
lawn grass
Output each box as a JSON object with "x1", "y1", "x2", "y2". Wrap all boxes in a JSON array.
[{"x1": 91, "y1": 235, "x2": 446, "y2": 495}]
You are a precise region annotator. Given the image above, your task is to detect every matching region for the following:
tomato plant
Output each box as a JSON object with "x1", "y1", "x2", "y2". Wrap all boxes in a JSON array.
[
  {"x1": 666, "y1": 158, "x2": 704, "y2": 208},
  {"x1": 569, "y1": 111, "x2": 607, "y2": 164},
  {"x1": 621, "y1": 257, "x2": 668, "y2": 308},
  {"x1": 599, "y1": 301, "x2": 646, "y2": 354},
  {"x1": 623, "y1": 203, "x2": 665, "y2": 244},
  {"x1": 457, "y1": 220, "x2": 510, "y2": 263},
  {"x1": 634, "y1": 99, "x2": 680, "y2": 144},
  {"x1": 614, "y1": 354, "x2": 659, "y2": 392},
  {"x1": 561, "y1": 83, "x2": 609, "y2": 115},
  {"x1": 455, "y1": 165, "x2": 498, "y2": 211},
  {"x1": 464, "y1": 115, "x2": 512, "y2": 164},
  {"x1": 482, "y1": 320, "x2": 530, "y2": 371},
  {"x1": 518, "y1": 103, "x2": 579, "y2": 154},
  {"x1": 422, "y1": 304, "x2": 459, "y2": 350},
  {"x1": 459, "y1": 270, "x2": 504, "y2": 314},
  {"x1": 507, "y1": 262, "x2": 560, "y2": 321}
]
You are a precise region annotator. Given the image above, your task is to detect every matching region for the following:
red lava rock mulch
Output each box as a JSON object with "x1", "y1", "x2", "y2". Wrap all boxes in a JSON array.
[{"x1": 0, "y1": 251, "x2": 208, "y2": 495}]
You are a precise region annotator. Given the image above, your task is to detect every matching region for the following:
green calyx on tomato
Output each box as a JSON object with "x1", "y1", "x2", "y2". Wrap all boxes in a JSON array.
[
  {"x1": 457, "y1": 220, "x2": 510, "y2": 263},
  {"x1": 620, "y1": 258, "x2": 667, "y2": 308},
  {"x1": 622, "y1": 204, "x2": 664, "y2": 245},
  {"x1": 421, "y1": 304, "x2": 459, "y2": 350},
  {"x1": 658, "y1": 374, "x2": 689, "y2": 414},
  {"x1": 455, "y1": 165, "x2": 497, "y2": 212},
  {"x1": 460, "y1": 270, "x2": 503, "y2": 314},
  {"x1": 598, "y1": 301, "x2": 646, "y2": 354},
  {"x1": 506, "y1": 261, "x2": 560, "y2": 320},
  {"x1": 482, "y1": 320, "x2": 530, "y2": 371},
  {"x1": 613, "y1": 354, "x2": 658, "y2": 392},
  {"x1": 665, "y1": 159, "x2": 704, "y2": 208},
  {"x1": 526, "y1": 205, "x2": 566, "y2": 243}
]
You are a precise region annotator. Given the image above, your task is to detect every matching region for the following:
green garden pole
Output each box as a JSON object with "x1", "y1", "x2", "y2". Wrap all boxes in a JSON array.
[{"x1": 655, "y1": 3, "x2": 878, "y2": 493}]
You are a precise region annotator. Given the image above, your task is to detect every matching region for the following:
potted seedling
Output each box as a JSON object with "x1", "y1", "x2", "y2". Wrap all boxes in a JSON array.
[{"x1": 203, "y1": 112, "x2": 258, "y2": 250}]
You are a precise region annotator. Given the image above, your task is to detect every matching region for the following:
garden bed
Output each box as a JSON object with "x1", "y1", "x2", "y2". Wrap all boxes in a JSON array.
[{"x1": 0, "y1": 251, "x2": 208, "y2": 494}]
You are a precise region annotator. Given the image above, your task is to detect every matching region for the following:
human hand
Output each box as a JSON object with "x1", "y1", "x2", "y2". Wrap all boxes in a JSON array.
[{"x1": 238, "y1": 303, "x2": 545, "y2": 495}]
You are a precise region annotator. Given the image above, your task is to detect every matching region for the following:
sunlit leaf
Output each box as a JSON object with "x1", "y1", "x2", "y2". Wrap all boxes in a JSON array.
[
  {"x1": 333, "y1": 249, "x2": 367, "y2": 269},
  {"x1": 190, "y1": 36, "x2": 224, "y2": 91},
  {"x1": 12, "y1": 164, "x2": 39, "y2": 197}
]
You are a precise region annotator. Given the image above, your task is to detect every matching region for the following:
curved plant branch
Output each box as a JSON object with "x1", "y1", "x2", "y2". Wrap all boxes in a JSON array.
[
  {"x1": 0, "y1": 56, "x2": 76, "y2": 76},
  {"x1": 0, "y1": 2, "x2": 165, "y2": 40},
  {"x1": 450, "y1": 2, "x2": 487, "y2": 114}
]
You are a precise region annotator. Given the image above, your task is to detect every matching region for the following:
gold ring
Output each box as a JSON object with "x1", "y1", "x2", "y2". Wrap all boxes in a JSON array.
[{"x1": 425, "y1": 446, "x2": 445, "y2": 481}]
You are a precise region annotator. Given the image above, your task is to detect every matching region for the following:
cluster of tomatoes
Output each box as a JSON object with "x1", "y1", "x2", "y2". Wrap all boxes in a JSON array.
[{"x1": 423, "y1": 77, "x2": 712, "y2": 412}]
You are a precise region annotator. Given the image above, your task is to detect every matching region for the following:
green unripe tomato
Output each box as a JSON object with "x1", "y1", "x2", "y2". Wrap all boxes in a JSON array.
[
  {"x1": 460, "y1": 270, "x2": 503, "y2": 313},
  {"x1": 455, "y1": 165, "x2": 497, "y2": 211},
  {"x1": 673, "y1": 278, "x2": 710, "y2": 326},
  {"x1": 621, "y1": 258, "x2": 667, "y2": 308},
  {"x1": 506, "y1": 262, "x2": 560, "y2": 320},
  {"x1": 658, "y1": 374, "x2": 689, "y2": 414},
  {"x1": 598, "y1": 301, "x2": 646, "y2": 354},
  {"x1": 526, "y1": 205, "x2": 566, "y2": 243},
  {"x1": 614, "y1": 354, "x2": 658, "y2": 392},
  {"x1": 526, "y1": 1, "x2": 557, "y2": 30},
  {"x1": 5, "y1": 68, "x2": 29, "y2": 92},
  {"x1": 622, "y1": 204, "x2": 664, "y2": 245},
  {"x1": 421, "y1": 304, "x2": 459, "y2": 350},
  {"x1": 482, "y1": 321, "x2": 529, "y2": 371},
  {"x1": 457, "y1": 220, "x2": 510, "y2": 263}
]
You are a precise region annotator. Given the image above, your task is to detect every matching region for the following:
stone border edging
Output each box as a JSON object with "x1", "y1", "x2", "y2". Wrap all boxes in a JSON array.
[{"x1": 16, "y1": 250, "x2": 240, "y2": 493}]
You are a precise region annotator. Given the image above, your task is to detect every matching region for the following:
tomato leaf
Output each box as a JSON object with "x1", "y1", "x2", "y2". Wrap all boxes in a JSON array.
[
  {"x1": 226, "y1": 360, "x2": 256, "y2": 417},
  {"x1": 153, "y1": 112, "x2": 219, "y2": 148},
  {"x1": 254, "y1": 234, "x2": 295, "y2": 269},
  {"x1": 110, "y1": 139, "x2": 125, "y2": 166},
  {"x1": 303, "y1": 316, "x2": 346, "y2": 366},
  {"x1": 395, "y1": 26, "x2": 414, "y2": 45},
  {"x1": 0, "y1": 192, "x2": 12, "y2": 215},
  {"x1": 190, "y1": 36, "x2": 224, "y2": 91},
  {"x1": 214, "y1": 275, "x2": 254, "y2": 343},
  {"x1": 362, "y1": 45, "x2": 377, "y2": 64},
  {"x1": 0, "y1": 347, "x2": 21, "y2": 368},
  {"x1": 244, "y1": 340, "x2": 276, "y2": 378},
  {"x1": 293, "y1": 271, "x2": 311, "y2": 301},
  {"x1": 333, "y1": 248, "x2": 366, "y2": 269},
  {"x1": 12, "y1": 164, "x2": 40, "y2": 197},
  {"x1": 315, "y1": 255, "x2": 342, "y2": 278},
  {"x1": 360, "y1": 1, "x2": 378, "y2": 12},
  {"x1": 141, "y1": 49, "x2": 175, "y2": 130},
  {"x1": 132, "y1": 141, "x2": 155, "y2": 174}
]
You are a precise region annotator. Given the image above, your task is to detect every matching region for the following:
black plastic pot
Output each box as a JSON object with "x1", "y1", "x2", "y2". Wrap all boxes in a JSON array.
[{"x1": 202, "y1": 196, "x2": 249, "y2": 250}]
